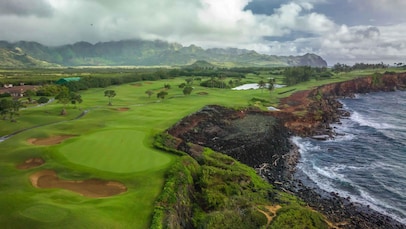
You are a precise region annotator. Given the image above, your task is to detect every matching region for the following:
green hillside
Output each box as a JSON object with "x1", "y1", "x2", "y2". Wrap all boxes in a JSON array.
[
  {"x1": 0, "y1": 47, "x2": 59, "y2": 68},
  {"x1": 0, "y1": 40, "x2": 327, "y2": 67}
]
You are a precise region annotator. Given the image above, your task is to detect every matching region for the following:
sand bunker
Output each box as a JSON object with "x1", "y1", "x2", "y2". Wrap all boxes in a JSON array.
[
  {"x1": 117, "y1": 107, "x2": 130, "y2": 111},
  {"x1": 30, "y1": 170, "x2": 127, "y2": 198},
  {"x1": 17, "y1": 158, "x2": 45, "y2": 170},
  {"x1": 28, "y1": 135, "x2": 75, "y2": 146},
  {"x1": 197, "y1": 92, "x2": 208, "y2": 95}
]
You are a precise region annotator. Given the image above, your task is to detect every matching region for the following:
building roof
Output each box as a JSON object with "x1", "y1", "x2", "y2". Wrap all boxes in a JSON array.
[{"x1": 55, "y1": 77, "x2": 81, "y2": 84}]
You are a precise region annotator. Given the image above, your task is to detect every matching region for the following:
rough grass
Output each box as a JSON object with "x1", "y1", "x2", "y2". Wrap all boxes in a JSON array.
[{"x1": 152, "y1": 139, "x2": 329, "y2": 229}]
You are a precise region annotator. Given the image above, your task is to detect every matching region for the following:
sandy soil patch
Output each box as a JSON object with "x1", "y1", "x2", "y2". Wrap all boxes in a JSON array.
[
  {"x1": 117, "y1": 107, "x2": 130, "y2": 112},
  {"x1": 131, "y1": 83, "x2": 143, "y2": 87},
  {"x1": 16, "y1": 158, "x2": 45, "y2": 170},
  {"x1": 197, "y1": 92, "x2": 208, "y2": 95},
  {"x1": 30, "y1": 170, "x2": 127, "y2": 198},
  {"x1": 27, "y1": 135, "x2": 76, "y2": 146}
]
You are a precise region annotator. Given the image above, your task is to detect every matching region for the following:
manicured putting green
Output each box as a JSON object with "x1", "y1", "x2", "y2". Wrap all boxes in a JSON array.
[
  {"x1": 58, "y1": 129, "x2": 173, "y2": 173},
  {"x1": 20, "y1": 204, "x2": 69, "y2": 222}
]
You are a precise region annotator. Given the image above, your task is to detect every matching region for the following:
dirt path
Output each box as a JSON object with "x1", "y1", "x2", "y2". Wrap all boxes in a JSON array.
[{"x1": 257, "y1": 205, "x2": 282, "y2": 227}]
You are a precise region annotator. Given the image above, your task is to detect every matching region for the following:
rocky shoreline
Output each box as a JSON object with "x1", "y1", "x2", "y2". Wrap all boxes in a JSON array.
[{"x1": 167, "y1": 73, "x2": 406, "y2": 228}]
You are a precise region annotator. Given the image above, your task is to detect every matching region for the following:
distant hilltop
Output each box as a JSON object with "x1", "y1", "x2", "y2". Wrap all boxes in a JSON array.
[{"x1": 0, "y1": 39, "x2": 327, "y2": 68}]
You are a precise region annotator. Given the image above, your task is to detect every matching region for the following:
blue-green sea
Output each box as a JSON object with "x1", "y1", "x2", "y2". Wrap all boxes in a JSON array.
[{"x1": 294, "y1": 90, "x2": 406, "y2": 225}]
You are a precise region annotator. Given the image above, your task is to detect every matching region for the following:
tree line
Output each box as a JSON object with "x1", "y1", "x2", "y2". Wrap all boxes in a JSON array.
[
  {"x1": 332, "y1": 62, "x2": 388, "y2": 73},
  {"x1": 282, "y1": 66, "x2": 333, "y2": 86}
]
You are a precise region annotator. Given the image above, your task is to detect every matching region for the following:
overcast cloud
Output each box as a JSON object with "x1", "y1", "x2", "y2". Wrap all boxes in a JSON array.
[{"x1": 1, "y1": 0, "x2": 406, "y2": 65}]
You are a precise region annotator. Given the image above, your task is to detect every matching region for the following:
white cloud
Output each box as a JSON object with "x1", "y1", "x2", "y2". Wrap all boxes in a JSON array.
[
  {"x1": 365, "y1": 0, "x2": 406, "y2": 11},
  {"x1": 0, "y1": 0, "x2": 53, "y2": 17},
  {"x1": 0, "y1": 0, "x2": 405, "y2": 64},
  {"x1": 317, "y1": 23, "x2": 406, "y2": 64}
]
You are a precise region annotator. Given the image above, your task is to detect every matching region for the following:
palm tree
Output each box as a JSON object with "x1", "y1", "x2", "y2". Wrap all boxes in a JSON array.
[
  {"x1": 258, "y1": 80, "x2": 266, "y2": 93},
  {"x1": 104, "y1": 90, "x2": 116, "y2": 106},
  {"x1": 56, "y1": 88, "x2": 71, "y2": 115},
  {"x1": 268, "y1": 78, "x2": 275, "y2": 89},
  {"x1": 268, "y1": 78, "x2": 275, "y2": 97}
]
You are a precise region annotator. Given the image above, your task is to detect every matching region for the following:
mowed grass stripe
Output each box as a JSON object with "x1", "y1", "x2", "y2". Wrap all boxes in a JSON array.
[{"x1": 58, "y1": 130, "x2": 173, "y2": 173}]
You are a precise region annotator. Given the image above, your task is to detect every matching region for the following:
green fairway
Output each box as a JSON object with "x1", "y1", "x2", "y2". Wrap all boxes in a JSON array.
[{"x1": 58, "y1": 129, "x2": 173, "y2": 173}]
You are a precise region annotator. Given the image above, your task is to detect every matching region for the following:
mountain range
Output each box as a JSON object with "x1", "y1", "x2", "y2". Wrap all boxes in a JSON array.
[{"x1": 0, "y1": 39, "x2": 327, "y2": 68}]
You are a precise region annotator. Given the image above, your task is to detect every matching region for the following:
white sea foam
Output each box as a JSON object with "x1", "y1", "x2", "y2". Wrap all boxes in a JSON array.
[
  {"x1": 350, "y1": 111, "x2": 397, "y2": 130},
  {"x1": 299, "y1": 160, "x2": 406, "y2": 225},
  {"x1": 291, "y1": 137, "x2": 321, "y2": 155},
  {"x1": 358, "y1": 189, "x2": 406, "y2": 225},
  {"x1": 327, "y1": 132, "x2": 356, "y2": 142}
]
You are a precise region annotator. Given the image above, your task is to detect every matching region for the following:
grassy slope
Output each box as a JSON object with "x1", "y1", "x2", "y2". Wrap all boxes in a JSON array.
[{"x1": 0, "y1": 68, "x2": 396, "y2": 228}]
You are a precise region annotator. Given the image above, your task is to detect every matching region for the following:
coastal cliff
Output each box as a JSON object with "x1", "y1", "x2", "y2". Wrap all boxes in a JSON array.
[
  {"x1": 160, "y1": 72, "x2": 406, "y2": 228},
  {"x1": 279, "y1": 72, "x2": 406, "y2": 137}
]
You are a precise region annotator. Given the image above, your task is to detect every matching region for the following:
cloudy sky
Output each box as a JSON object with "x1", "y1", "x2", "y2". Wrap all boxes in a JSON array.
[{"x1": 1, "y1": 0, "x2": 406, "y2": 65}]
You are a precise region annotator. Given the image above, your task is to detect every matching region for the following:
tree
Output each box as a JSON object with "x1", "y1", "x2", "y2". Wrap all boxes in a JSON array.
[
  {"x1": 37, "y1": 97, "x2": 49, "y2": 104},
  {"x1": 283, "y1": 66, "x2": 314, "y2": 86},
  {"x1": 70, "y1": 92, "x2": 82, "y2": 108},
  {"x1": 257, "y1": 80, "x2": 266, "y2": 93},
  {"x1": 183, "y1": 86, "x2": 193, "y2": 96},
  {"x1": 218, "y1": 74, "x2": 226, "y2": 88},
  {"x1": 0, "y1": 99, "x2": 11, "y2": 120},
  {"x1": 268, "y1": 78, "x2": 275, "y2": 93},
  {"x1": 228, "y1": 80, "x2": 234, "y2": 88},
  {"x1": 104, "y1": 90, "x2": 116, "y2": 106},
  {"x1": 24, "y1": 90, "x2": 36, "y2": 103},
  {"x1": 268, "y1": 78, "x2": 276, "y2": 102},
  {"x1": 55, "y1": 87, "x2": 71, "y2": 115},
  {"x1": 210, "y1": 76, "x2": 216, "y2": 88},
  {"x1": 185, "y1": 78, "x2": 194, "y2": 85},
  {"x1": 145, "y1": 90, "x2": 154, "y2": 98},
  {"x1": 37, "y1": 85, "x2": 64, "y2": 96},
  {"x1": 157, "y1": 91, "x2": 168, "y2": 100},
  {"x1": 8, "y1": 99, "x2": 24, "y2": 122}
]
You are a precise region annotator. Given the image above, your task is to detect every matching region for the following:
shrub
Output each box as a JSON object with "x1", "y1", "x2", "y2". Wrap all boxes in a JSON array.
[
  {"x1": 0, "y1": 93, "x2": 11, "y2": 98},
  {"x1": 37, "y1": 97, "x2": 49, "y2": 104}
]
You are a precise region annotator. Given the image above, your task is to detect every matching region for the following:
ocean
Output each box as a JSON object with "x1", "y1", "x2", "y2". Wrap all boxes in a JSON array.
[{"x1": 293, "y1": 90, "x2": 406, "y2": 225}]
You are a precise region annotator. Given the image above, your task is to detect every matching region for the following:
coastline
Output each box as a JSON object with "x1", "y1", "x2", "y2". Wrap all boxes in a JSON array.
[
  {"x1": 278, "y1": 73, "x2": 406, "y2": 228},
  {"x1": 166, "y1": 73, "x2": 406, "y2": 228}
]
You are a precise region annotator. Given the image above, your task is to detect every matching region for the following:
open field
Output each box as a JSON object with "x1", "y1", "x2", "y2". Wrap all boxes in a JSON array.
[{"x1": 0, "y1": 68, "x2": 397, "y2": 228}]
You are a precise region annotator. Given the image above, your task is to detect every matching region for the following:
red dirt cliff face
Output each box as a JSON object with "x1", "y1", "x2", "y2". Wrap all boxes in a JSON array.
[
  {"x1": 279, "y1": 73, "x2": 406, "y2": 136},
  {"x1": 313, "y1": 73, "x2": 406, "y2": 97}
]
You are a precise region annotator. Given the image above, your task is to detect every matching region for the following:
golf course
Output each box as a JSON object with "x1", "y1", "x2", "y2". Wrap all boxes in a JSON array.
[
  {"x1": 0, "y1": 72, "x2": 287, "y2": 228},
  {"x1": 0, "y1": 68, "x2": 398, "y2": 228}
]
